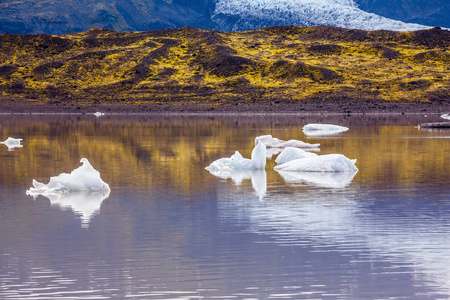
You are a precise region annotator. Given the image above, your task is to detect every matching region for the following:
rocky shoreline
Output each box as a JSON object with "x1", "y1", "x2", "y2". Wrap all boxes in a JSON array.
[{"x1": 0, "y1": 98, "x2": 448, "y2": 115}]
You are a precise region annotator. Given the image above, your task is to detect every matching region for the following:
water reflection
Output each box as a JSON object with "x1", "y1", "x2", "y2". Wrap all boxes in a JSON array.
[
  {"x1": 31, "y1": 190, "x2": 110, "y2": 228},
  {"x1": 0, "y1": 113, "x2": 449, "y2": 299},
  {"x1": 218, "y1": 183, "x2": 450, "y2": 297},
  {"x1": 277, "y1": 169, "x2": 358, "y2": 188},
  {"x1": 207, "y1": 168, "x2": 267, "y2": 200}
]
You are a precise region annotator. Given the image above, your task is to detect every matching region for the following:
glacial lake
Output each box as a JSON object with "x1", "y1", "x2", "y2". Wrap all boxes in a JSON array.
[{"x1": 1, "y1": 113, "x2": 450, "y2": 299}]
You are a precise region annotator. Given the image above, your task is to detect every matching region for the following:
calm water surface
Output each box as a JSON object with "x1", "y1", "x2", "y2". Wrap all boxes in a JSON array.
[{"x1": 1, "y1": 113, "x2": 449, "y2": 299}]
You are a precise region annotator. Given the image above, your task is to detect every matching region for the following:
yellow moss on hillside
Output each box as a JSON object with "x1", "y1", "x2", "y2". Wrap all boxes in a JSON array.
[{"x1": 0, "y1": 26, "x2": 449, "y2": 104}]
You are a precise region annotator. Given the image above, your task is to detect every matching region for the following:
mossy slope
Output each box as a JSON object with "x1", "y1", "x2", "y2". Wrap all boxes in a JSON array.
[{"x1": 0, "y1": 26, "x2": 449, "y2": 106}]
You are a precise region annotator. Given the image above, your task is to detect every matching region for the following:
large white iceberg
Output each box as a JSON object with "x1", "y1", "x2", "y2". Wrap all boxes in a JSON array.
[
  {"x1": 275, "y1": 147, "x2": 319, "y2": 165},
  {"x1": 303, "y1": 124, "x2": 349, "y2": 136},
  {"x1": 255, "y1": 135, "x2": 320, "y2": 148},
  {"x1": 275, "y1": 153, "x2": 358, "y2": 172},
  {"x1": 206, "y1": 141, "x2": 267, "y2": 172},
  {"x1": 26, "y1": 158, "x2": 111, "y2": 195},
  {"x1": 1, "y1": 137, "x2": 23, "y2": 151}
]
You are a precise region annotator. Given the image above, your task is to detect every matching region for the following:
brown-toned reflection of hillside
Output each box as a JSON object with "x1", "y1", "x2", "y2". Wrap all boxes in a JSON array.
[{"x1": 1, "y1": 115, "x2": 448, "y2": 191}]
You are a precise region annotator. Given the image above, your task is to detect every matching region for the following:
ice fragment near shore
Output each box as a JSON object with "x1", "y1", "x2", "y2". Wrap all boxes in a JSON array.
[{"x1": 303, "y1": 124, "x2": 349, "y2": 136}]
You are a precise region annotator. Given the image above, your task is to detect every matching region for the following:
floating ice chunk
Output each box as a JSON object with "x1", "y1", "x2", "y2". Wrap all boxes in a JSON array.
[
  {"x1": 26, "y1": 158, "x2": 111, "y2": 195},
  {"x1": 303, "y1": 124, "x2": 349, "y2": 136},
  {"x1": 275, "y1": 154, "x2": 358, "y2": 172},
  {"x1": 275, "y1": 147, "x2": 319, "y2": 165},
  {"x1": 277, "y1": 170, "x2": 357, "y2": 188},
  {"x1": 94, "y1": 112, "x2": 105, "y2": 117},
  {"x1": 206, "y1": 141, "x2": 266, "y2": 171},
  {"x1": 441, "y1": 113, "x2": 450, "y2": 120},
  {"x1": 255, "y1": 135, "x2": 320, "y2": 148},
  {"x1": 1, "y1": 137, "x2": 23, "y2": 151}
]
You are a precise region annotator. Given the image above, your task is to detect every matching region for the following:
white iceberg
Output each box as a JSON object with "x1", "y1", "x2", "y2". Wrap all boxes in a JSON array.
[
  {"x1": 26, "y1": 158, "x2": 111, "y2": 195},
  {"x1": 277, "y1": 169, "x2": 358, "y2": 188},
  {"x1": 303, "y1": 124, "x2": 349, "y2": 136},
  {"x1": 94, "y1": 112, "x2": 105, "y2": 117},
  {"x1": 255, "y1": 134, "x2": 320, "y2": 148},
  {"x1": 275, "y1": 154, "x2": 358, "y2": 172},
  {"x1": 275, "y1": 147, "x2": 319, "y2": 165},
  {"x1": 206, "y1": 141, "x2": 267, "y2": 172},
  {"x1": 441, "y1": 113, "x2": 450, "y2": 120},
  {"x1": 1, "y1": 137, "x2": 23, "y2": 151}
]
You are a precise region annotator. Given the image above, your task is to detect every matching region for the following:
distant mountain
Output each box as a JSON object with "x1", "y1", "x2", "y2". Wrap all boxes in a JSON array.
[
  {"x1": 354, "y1": 0, "x2": 450, "y2": 28},
  {"x1": 0, "y1": 0, "x2": 447, "y2": 34},
  {"x1": 0, "y1": 0, "x2": 214, "y2": 34}
]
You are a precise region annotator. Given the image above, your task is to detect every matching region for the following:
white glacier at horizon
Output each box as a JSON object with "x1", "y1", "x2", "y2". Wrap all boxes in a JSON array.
[{"x1": 213, "y1": 0, "x2": 431, "y2": 31}]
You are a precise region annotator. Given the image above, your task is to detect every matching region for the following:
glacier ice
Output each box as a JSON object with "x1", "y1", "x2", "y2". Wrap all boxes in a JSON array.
[
  {"x1": 206, "y1": 140, "x2": 267, "y2": 199},
  {"x1": 212, "y1": 0, "x2": 430, "y2": 31},
  {"x1": 275, "y1": 153, "x2": 358, "y2": 172},
  {"x1": 206, "y1": 140, "x2": 267, "y2": 172},
  {"x1": 26, "y1": 158, "x2": 111, "y2": 195},
  {"x1": 275, "y1": 147, "x2": 318, "y2": 165},
  {"x1": 255, "y1": 134, "x2": 320, "y2": 149},
  {"x1": 303, "y1": 123, "x2": 349, "y2": 136},
  {"x1": 1, "y1": 137, "x2": 23, "y2": 151}
]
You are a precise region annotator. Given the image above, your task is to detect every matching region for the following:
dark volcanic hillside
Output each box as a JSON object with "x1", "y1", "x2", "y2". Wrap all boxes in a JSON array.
[
  {"x1": 0, "y1": 0, "x2": 215, "y2": 34},
  {"x1": 0, "y1": 26, "x2": 449, "y2": 111}
]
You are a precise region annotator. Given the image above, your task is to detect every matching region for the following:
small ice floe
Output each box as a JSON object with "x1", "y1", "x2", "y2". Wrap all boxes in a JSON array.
[
  {"x1": 26, "y1": 158, "x2": 110, "y2": 195},
  {"x1": 441, "y1": 113, "x2": 450, "y2": 120},
  {"x1": 274, "y1": 154, "x2": 358, "y2": 172},
  {"x1": 1, "y1": 137, "x2": 23, "y2": 151},
  {"x1": 277, "y1": 170, "x2": 358, "y2": 188},
  {"x1": 206, "y1": 141, "x2": 266, "y2": 172},
  {"x1": 275, "y1": 147, "x2": 319, "y2": 165},
  {"x1": 302, "y1": 124, "x2": 349, "y2": 136},
  {"x1": 94, "y1": 112, "x2": 105, "y2": 117},
  {"x1": 255, "y1": 135, "x2": 320, "y2": 149},
  {"x1": 26, "y1": 158, "x2": 110, "y2": 228}
]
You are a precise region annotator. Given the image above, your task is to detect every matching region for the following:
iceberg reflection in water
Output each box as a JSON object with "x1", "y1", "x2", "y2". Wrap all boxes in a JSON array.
[
  {"x1": 32, "y1": 190, "x2": 111, "y2": 228},
  {"x1": 25, "y1": 158, "x2": 111, "y2": 228},
  {"x1": 277, "y1": 169, "x2": 358, "y2": 188},
  {"x1": 207, "y1": 168, "x2": 267, "y2": 200}
]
